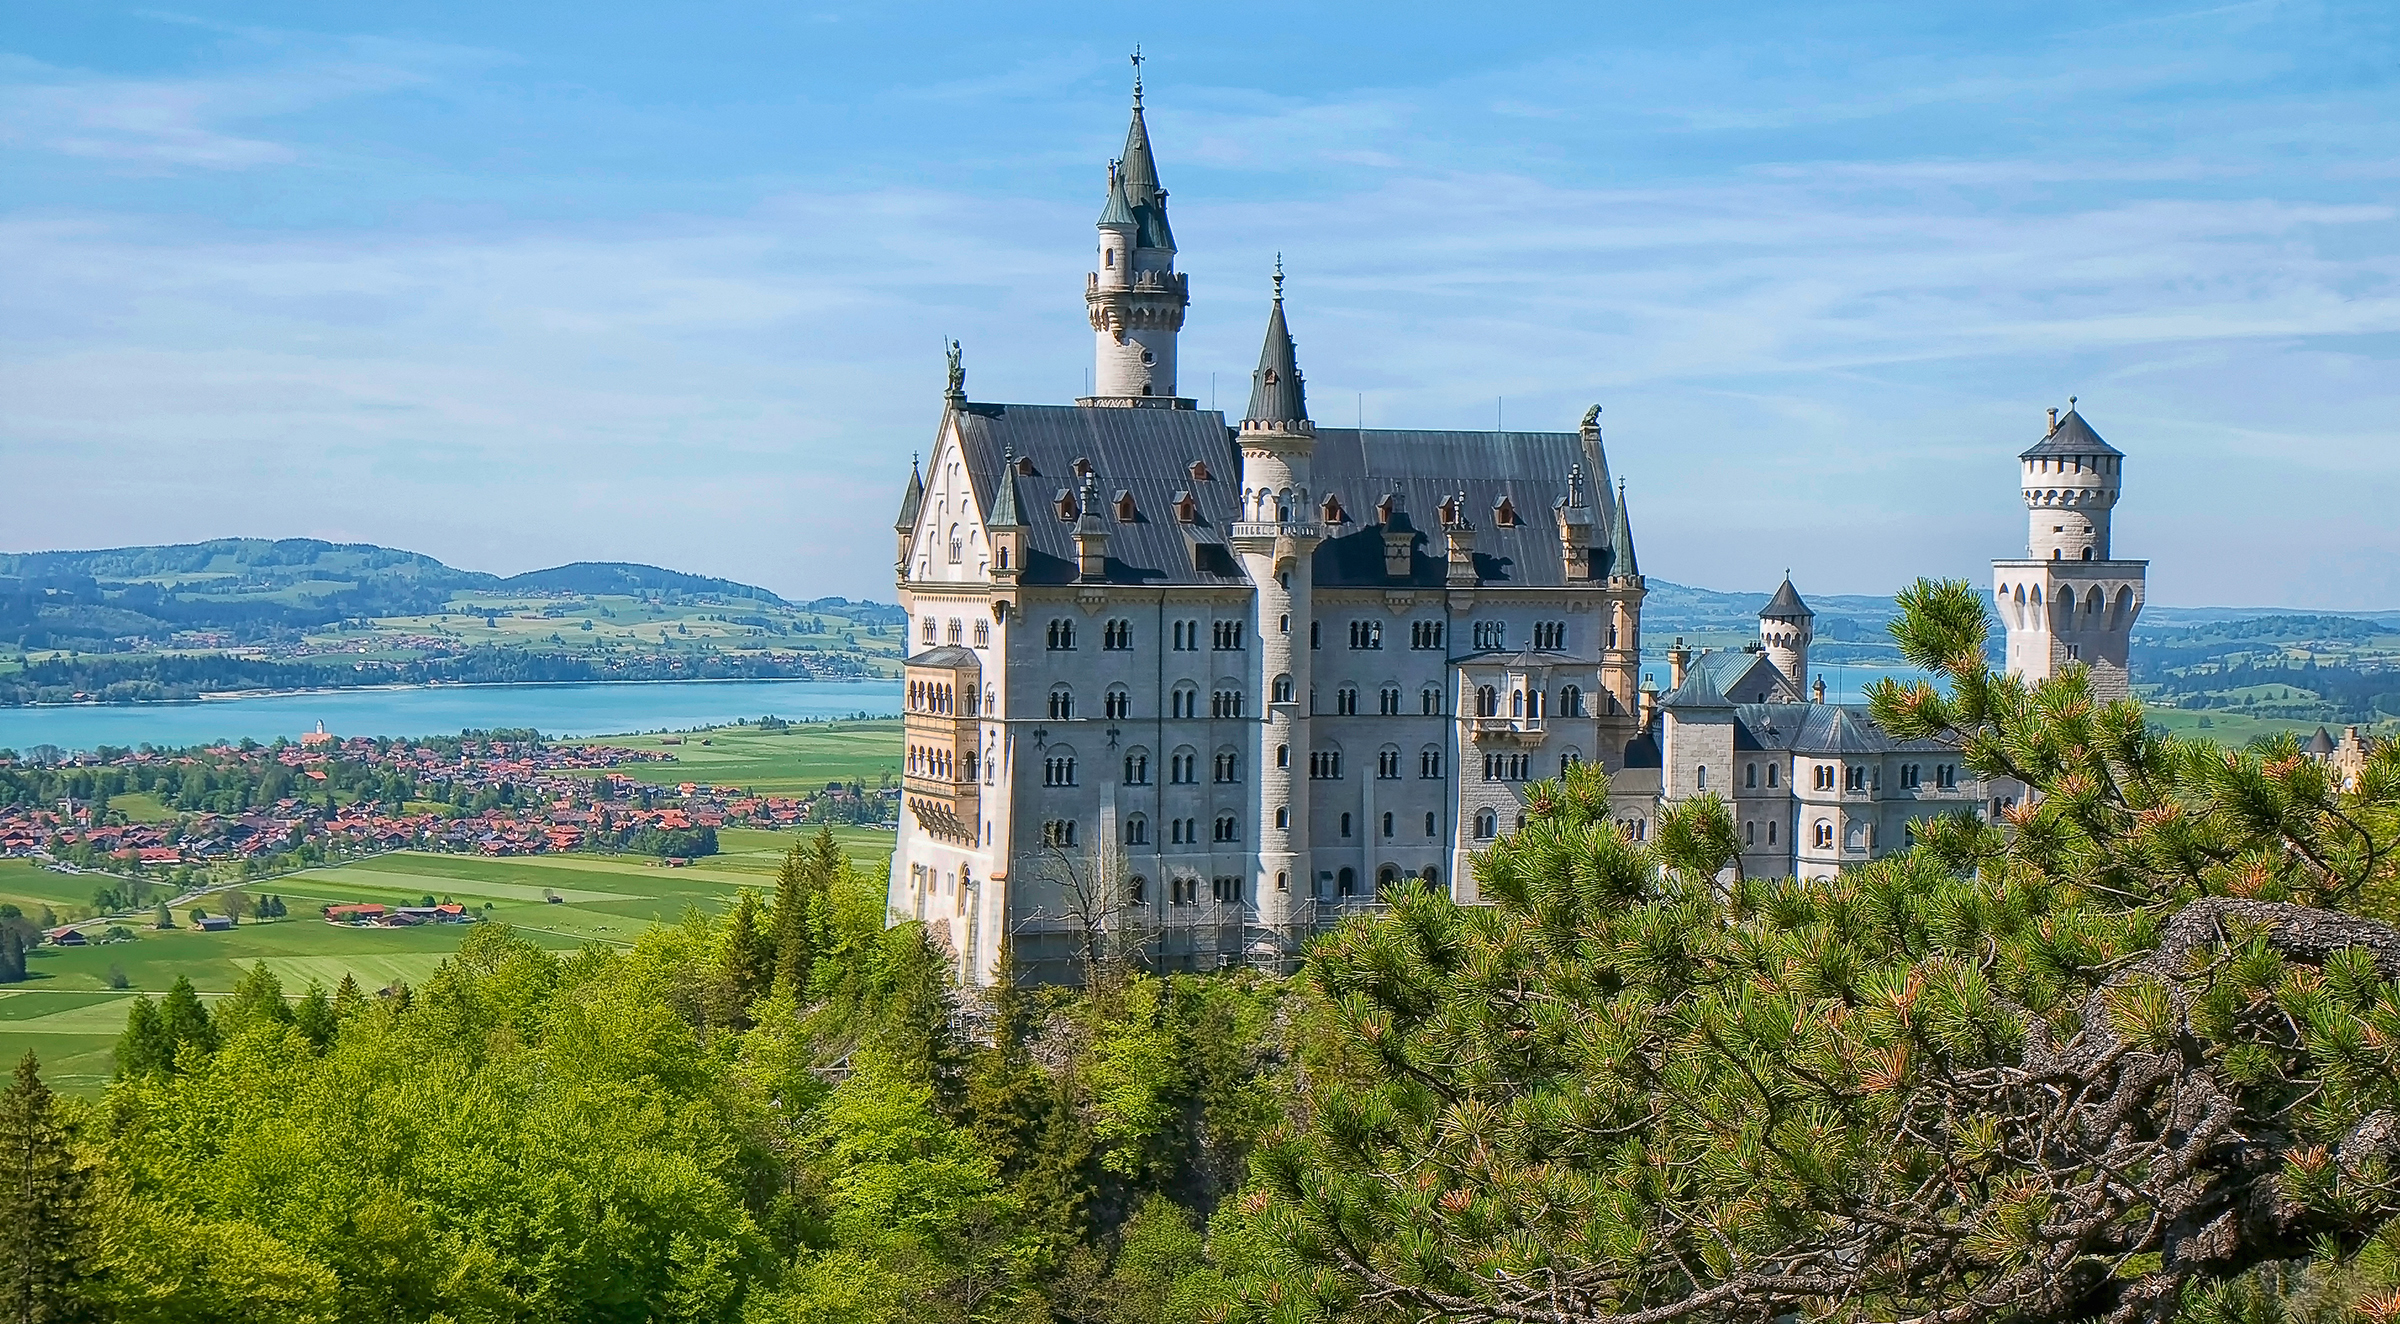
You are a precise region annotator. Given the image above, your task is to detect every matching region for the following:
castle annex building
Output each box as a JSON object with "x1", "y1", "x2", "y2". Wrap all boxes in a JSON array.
[{"x1": 888, "y1": 77, "x2": 2146, "y2": 984}]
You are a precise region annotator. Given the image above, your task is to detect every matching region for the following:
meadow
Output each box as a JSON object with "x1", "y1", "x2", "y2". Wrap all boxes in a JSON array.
[
  {"x1": 567, "y1": 718, "x2": 901, "y2": 794},
  {"x1": 0, "y1": 826, "x2": 896, "y2": 1093}
]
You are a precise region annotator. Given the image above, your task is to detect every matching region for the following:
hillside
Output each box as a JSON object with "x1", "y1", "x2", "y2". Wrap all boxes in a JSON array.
[{"x1": 0, "y1": 540, "x2": 905, "y2": 705}]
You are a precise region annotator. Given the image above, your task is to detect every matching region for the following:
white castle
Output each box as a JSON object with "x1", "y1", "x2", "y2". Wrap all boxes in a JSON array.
[{"x1": 888, "y1": 74, "x2": 2143, "y2": 984}]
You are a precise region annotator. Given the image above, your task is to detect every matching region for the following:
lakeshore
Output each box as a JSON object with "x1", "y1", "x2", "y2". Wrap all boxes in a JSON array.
[{"x1": 0, "y1": 677, "x2": 904, "y2": 750}]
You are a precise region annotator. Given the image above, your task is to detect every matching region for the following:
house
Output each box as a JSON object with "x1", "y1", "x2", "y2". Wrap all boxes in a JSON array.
[
  {"x1": 325, "y1": 903, "x2": 388, "y2": 924},
  {"x1": 44, "y1": 926, "x2": 87, "y2": 947},
  {"x1": 195, "y1": 915, "x2": 234, "y2": 932}
]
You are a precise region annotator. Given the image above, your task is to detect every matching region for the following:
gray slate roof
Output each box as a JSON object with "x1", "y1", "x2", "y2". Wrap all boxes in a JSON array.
[
  {"x1": 1761, "y1": 576, "x2": 1813, "y2": 620},
  {"x1": 2020, "y1": 407, "x2": 2122, "y2": 460},
  {"x1": 1729, "y1": 703, "x2": 1955, "y2": 755},
  {"x1": 941, "y1": 404, "x2": 1630, "y2": 592},
  {"x1": 1244, "y1": 293, "x2": 1307, "y2": 427},
  {"x1": 905, "y1": 645, "x2": 982, "y2": 669},
  {"x1": 950, "y1": 403, "x2": 1244, "y2": 587},
  {"x1": 1308, "y1": 426, "x2": 1622, "y2": 589}
]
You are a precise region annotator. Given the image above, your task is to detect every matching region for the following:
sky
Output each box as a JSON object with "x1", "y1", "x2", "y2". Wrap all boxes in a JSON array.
[{"x1": 2, "y1": 2, "x2": 2395, "y2": 608}]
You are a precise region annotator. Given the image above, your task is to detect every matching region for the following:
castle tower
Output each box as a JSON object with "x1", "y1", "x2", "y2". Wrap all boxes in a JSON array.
[
  {"x1": 1992, "y1": 401, "x2": 2147, "y2": 699},
  {"x1": 1082, "y1": 60, "x2": 1190, "y2": 407},
  {"x1": 1227, "y1": 265, "x2": 1318, "y2": 959},
  {"x1": 1600, "y1": 478, "x2": 1644, "y2": 716},
  {"x1": 1758, "y1": 575, "x2": 1813, "y2": 695}
]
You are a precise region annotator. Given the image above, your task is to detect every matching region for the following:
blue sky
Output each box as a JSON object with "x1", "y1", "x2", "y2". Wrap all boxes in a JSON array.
[{"x1": 3, "y1": 1, "x2": 2394, "y2": 606}]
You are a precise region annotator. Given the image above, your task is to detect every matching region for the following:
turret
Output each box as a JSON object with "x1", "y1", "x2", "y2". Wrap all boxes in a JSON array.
[
  {"x1": 988, "y1": 445, "x2": 1025, "y2": 590},
  {"x1": 894, "y1": 455, "x2": 924, "y2": 572},
  {"x1": 2020, "y1": 398, "x2": 2123, "y2": 562},
  {"x1": 1442, "y1": 492, "x2": 1478, "y2": 589},
  {"x1": 1226, "y1": 264, "x2": 1322, "y2": 953},
  {"x1": 1083, "y1": 58, "x2": 1189, "y2": 406},
  {"x1": 1758, "y1": 575, "x2": 1813, "y2": 695}
]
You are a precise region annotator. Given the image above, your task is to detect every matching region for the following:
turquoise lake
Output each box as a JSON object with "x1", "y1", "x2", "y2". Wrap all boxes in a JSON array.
[{"x1": 0, "y1": 679, "x2": 904, "y2": 751}]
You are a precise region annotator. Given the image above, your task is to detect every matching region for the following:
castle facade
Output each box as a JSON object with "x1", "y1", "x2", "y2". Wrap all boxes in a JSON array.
[{"x1": 888, "y1": 78, "x2": 2145, "y2": 982}]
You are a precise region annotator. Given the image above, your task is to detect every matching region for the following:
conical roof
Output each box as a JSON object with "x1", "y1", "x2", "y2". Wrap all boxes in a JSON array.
[
  {"x1": 1116, "y1": 94, "x2": 1175, "y2": 251},
  {"x1": 2308, "y1": 726, "x2": 2337, "y2": 755},
  {"x1": 1761, "y1": 576, "x2": 1813, "y2": 621},
  {"x1": 1243, "y1": 274, "x2": 1308, "y2": 429},
  {"x1": 1096, "y1": 166, "x2": 1135, "y2": 231},
  {"x1": 2021, "y1": 405, "x2": 2122, "y2": 460},
  {"x1": 987, "y1": 447, "x2": 1024, "y2": 529},
  {"x1": 1608, "y1": 480, "x2": 1639, "y2": 578},
  {"x1": 894, "y1": 459, "x2": 923, "y2": 533}
]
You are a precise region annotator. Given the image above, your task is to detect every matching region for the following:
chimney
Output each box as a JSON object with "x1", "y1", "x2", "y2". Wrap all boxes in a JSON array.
[
  {"x1": 1639, "y1": 674, "x2": 1660, "y2": 728},
  {"x1": 1073, "y1": 474, "x2": 1109, "y2": 582},
  {"x1": 2047, "y1": 407, "x2": 2059, "y2": 433},
  {"x1": 1554, "y1": 463, "x2": 1595, "y2": 579},
  {"x1": 1812, "y1": 676, "x2": 1827, "y2": 705},
  {"x1": 1668, "y1": 638, "x2": 1690, "y2": 689},
  {"x1": 1443, "y1": 492, "x2": 1478, "y2": 589},
  {"x1": 1380, "y1": 483, "x2": 1415, "y2": 581}
]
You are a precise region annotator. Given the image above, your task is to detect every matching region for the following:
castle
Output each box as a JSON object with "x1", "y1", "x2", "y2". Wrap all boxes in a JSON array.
[{"x1": 887, "y1": 75, "x2": 2145, "y2": 984}]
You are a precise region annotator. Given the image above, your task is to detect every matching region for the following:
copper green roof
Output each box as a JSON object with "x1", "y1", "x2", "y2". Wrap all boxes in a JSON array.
[
  {"x1": 1608, "y1": 481, "x2": 1639, "y2": 578},
  {"x1": 1096, "y1": 167, "x2": 1135, "y2": 230}
]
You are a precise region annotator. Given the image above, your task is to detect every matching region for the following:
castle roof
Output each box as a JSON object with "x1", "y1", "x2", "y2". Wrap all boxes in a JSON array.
[
  {"x1": 894, "y1": 459, "x2": 924, "y2": 533},
  {"x1": 1243, "y1": 281, "x2": 1307, "y2": 428},
  {"x1": 1095, "y1": 167, "x2": 1136, "y2": 231},
  {"x1": 1730, "y1": 702, "x2": 1954, "y2": 755},
  {"x1": 949, "y1": 403, "x2": 1244, "y2": 587},
  {"x1": 904, "y1": 645, "x2": 982, "y2": 670},
  {"x1": 1761, "y1": 576, "x2": 1813, "y2": 621},
  {"x1": 1117, "y1": 101, "x2": 1175, "y2": 252},
  {"x1": 1306, "y1": 426, "x2": 1618, "y2": 590},
  {"x1": 2308, "y1": 725, "x2": 2337, "y2": 756},
  {"x1": 986, "y1": 447, "x2": 1024, "y2": 528},
  {"x1": 1661, "y1": 663, "x2": 1734, "y2": 710},
  {"x1": 2020, "y1": 406, "x2": 2122, "y2": 460},
  {"x1": 1609, "y1": 481, "x2": 1639, "y2": 579},
  {"x1": 1682, "y1": 649, "x2": 1797, "y2": 704}
]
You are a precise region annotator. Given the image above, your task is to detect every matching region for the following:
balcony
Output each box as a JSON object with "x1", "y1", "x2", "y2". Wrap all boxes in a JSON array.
[{"x1": 1228, "y1": 520, "x2": 1326, "y2": 543}]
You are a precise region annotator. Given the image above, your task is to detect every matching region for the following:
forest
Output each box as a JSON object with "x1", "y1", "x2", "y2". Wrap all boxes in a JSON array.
[{"x1": 6, "y1": 582, "x2": 2400, "y2": 1324}]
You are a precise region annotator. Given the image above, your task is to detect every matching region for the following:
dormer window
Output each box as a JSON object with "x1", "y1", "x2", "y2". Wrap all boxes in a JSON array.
[
  {"x1": 1174, "y1": 491, "x2": 1199, "y2": 523},
  {"x1": 1376, "y1": 495, "x2": 1395, "y2": 525},
  {"x1": 1322, "y1": 494, "x2": 1345, "y2": 524},
  {"x1": 1016, "y1": 455, "x2": 1037, "y2": 476},
  {"x1": 1073, "y1": 457, "x2": 1093, "y2": 478},
  {"x1": 1438, "y1": 496, "x2": 1460, "y2": 526},
  {"x1": 1114, "y1": 491, "x2": 1137, "y2": 522},
  {"x1": 1493, "y1": 497, "x2": 1518, "y2": 527},
  {"x1": 1188, "y1": 460, "x2": 1211, "y2": 482},
  {"x1": 1055, "y1": 489, "x2": 1078, "y2": 521}
]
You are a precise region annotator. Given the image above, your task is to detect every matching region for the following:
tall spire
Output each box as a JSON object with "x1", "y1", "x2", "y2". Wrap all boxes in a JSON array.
[
  {"x1": 895, "y1": 455, "x2": 924, "y2": 534},
  {"x1": 987, "y1": 445, "x2": 1023, "y2": 529},
  {"x1": 1116, "y1": 49, "x2": 1173, "y2": 252},
  {"x1": 1609, "y1": 478, "x2": 1640, "y2": 579},
  {"x1": 1243, "y1": 258, "x2": 1308, "y2": 430}
]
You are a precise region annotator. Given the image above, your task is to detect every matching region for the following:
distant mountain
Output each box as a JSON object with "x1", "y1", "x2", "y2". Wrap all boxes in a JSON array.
[
  {"x1": 495, "y1": 561, "x2": 786, "y2": 604},
  {"x1": 0, "y1": 538, "x2": 803, "y2": 651}
]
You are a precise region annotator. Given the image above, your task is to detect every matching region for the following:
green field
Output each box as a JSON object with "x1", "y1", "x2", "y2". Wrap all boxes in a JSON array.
[
  {"x1": 0, "y1": 825, "x2": 895, "y2": 1094},
  {"x1": 570, "y1": 719, "x2": 900, "y2": 794}
]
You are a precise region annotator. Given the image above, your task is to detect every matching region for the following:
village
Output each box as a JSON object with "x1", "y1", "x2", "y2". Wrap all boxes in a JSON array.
[{"x1": 0, "y1": 726, "x2": 897, "y2": 911}]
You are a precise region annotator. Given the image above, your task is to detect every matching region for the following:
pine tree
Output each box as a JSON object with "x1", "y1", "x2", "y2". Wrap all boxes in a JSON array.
[
  {"x1": 291, "y1": 982, "x2": 337, "y2": 1052},
  {"x1": 218, "y1": 961, "x2": 293, "y2": 1034},
  {"x1": 113, "y1": 996, "x2": 168, "y2": 1078},
  {"x1": 771, "y1": 840, "x2": 811, "y2": 997},
  {"x1": 156, "y1": 976, "x2": 216, "y2": 1067},
  {"x1": 714, "y1": 891, "x2": 774, "y2": 1032},
  {"x1": 331, "y1": 974, "x2": 365, "y2": 1021},
  {"x1": 0, "y1": 1054, "x2": 93, "y2": 1324},
  {"x1": 1243, "y1": 578, "x2": 2400, "y2": 1324},
  {"x1": 0, "y1": 933, "x2": 23, "y2": 986}
]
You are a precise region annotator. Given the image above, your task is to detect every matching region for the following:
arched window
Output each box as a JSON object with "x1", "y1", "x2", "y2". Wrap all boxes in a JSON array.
[
  {"x1": 1213, "y1": 814, "x2": 1238, "y2": 843},
  {"x1": 1046, "y1": 619, "x2": 1075, "y2": 650},
  {"x1": 1381, "y1": 811, "x2": 1394, "y2": 838},
  {"x1": 1274, "y1": 805, "x2": 1289, "y2": 829},
  {"x1": 1170, "y1": 748, "x2": 1197, "y2": 784},
  {"x1": 1422, "y1": 686, "x2": 1442, "y2": 715},
  {"x1": 1171, "y1": 684, "x2": 1198, "y2": 719},
  {"x1": 1123, "y1": 814, "x2": 1148, "y2": 845},
  {"x1": 1335, "y1": 685, "x2": 1357, "y2": 716},
  {"x1": 1377, "y1": 746, "x2": 1402, "y2": 779},
  {"x1": 1696, "y1": 765, "x2": 1707, "y2": 790},
  {"x1": 1511, "y1": 689, "x2": 1523, "y2": 718},
  {"x1": 2082, "y1": 547, "x2": 2094, "y2": 560},
  {"x1": 1340, "y1": 812, "x2": 1353, "y2": 838},
  {"x1": 1042, "y1": 752, "x2": 1077, "y2": 787},
  {"x1": 1475, "y1": 685, "x2": 1498, "y2": 717},
  {"x1": 1420, "y1": 746, "x2": 1443, "y2": 779},
  {"x1": 1560, "y1": 685, "x2": 1583, "y2": 717},
  {"x1": 1123, "y1": 749, "x2": 1150, "y2": 784},
  {"x1": 1103, "y1": 619, "x2": 1132, "y2": 650},
  {"x1": 1379, "y1": 685, "x2": 1401, "y2": 715},
  {"x1": 1273, "y1": 673, "x2": 1294, "y2": 703},
  {"x1": 1127, "y1": 875, "x2": 1146, "y2": 904},
  {"x1": 1213, "y1": 749, "x2": 1240, "y2": 783},
  {"x1": 1424, "y1": 811, "x2": 1437, "y2": 837},
  {"x1": 1104, "y1": 686, "x2": 1132, "y2": 720},
  {"x1": 1377, "y1": 865, "x2": 1398, "y2": 891},
  {"x1": 1473, "y1": 808, "x2": 1497, "y2": 840},
  {"x1": 1337, "y1": 866, "x2": 1357, "y2": 896},
  {"x1": 1047, "y1": 686, "x2": 1074, "y2": 720}
]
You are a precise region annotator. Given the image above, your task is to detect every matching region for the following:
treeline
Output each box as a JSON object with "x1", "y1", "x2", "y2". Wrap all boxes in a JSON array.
[
  {"x1": 0, "y1": 645, "x2": 869, "y2": 706},
  {"x1": 15, "y1": 826, "x2": 1281, "y2": 1322},
  {"x1": 2135, "y1": 652, "x2": 2400, "y2": 722}
]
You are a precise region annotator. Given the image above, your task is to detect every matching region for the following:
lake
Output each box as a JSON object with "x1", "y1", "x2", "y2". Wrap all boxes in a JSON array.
[
  {"x1": 0, "y1": 679, "x2": 905, "y2": 752},
  {"x1": 0, "y1": 661, "x2": 1932, "y2": 754}
]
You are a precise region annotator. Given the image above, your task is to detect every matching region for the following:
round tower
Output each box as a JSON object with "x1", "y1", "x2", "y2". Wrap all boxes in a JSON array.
[
  {"x1": 1758, "y1": 575, "x2": 1813, "y2": 697},
  {"x1": 1228, "y1": 265, "x2": 1317, "y2": 960},
  {"x1": 1083, "y1": 64, "x2": 1189, "y2": 405},
  {"x1": 2020, "y1": 398, "x2": 2123, "y2": 561}
]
